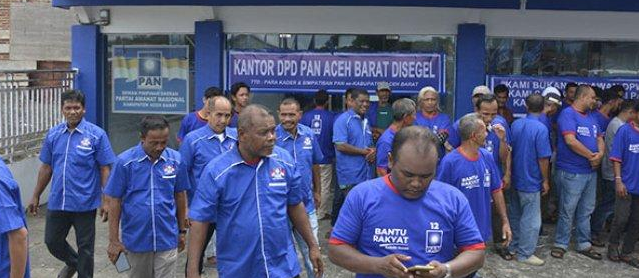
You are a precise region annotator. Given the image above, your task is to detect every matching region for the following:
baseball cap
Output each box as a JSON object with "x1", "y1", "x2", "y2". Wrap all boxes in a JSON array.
[
  {"x1": 542, "y1": 87, "x2": 562, "y2": 106},
  {"x1": 541, "y1": 86, "x2": 561, "y2": 97},
  {"x1": 472, "y1": 85, "x2": 492, "y2": 97},
  {"x1": 377, "y1": 81, "x2": 391, "y2": 91}
]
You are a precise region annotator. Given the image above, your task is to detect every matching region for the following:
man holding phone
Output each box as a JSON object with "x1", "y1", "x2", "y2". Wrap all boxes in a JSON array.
[
  {"x1": 329, "y1": 126, "x2": 485, "y2": 278},
  {"x1": 105, "y1": 116, "x2": 189, "y2": 277}
]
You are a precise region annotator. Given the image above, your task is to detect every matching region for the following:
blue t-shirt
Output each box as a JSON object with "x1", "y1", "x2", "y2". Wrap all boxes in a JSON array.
[
  {"x1": 228, "y1": 110, "x2": 239, "y2": 128},
  {"x1": 189, "y1": 146, "x2": 303, "y2": 278},
  {"x1": 415, "y1": 112, "x2": 451, "y2": 157},
  {"x1": 0, "y1": 160, "x2": 30, "y2": 278},
  {"x1": 375, "y1": 127, "x2": 396, "y2": 173},
  {"x1": 177, "y1": 111, "x2": 207, "y2": 142},
  {"x1": 593, "y1": 110, "x2": 611, "y2": 136},
  {"x1": 609, "y1": 123, "x2": 639, "y2": 196},
  {"x1": 447, "y1": 116, "x2": 511, "y2": 175},
  {"x1": 179, "y1": 126, "x2": 237, "y2": 201},
  {"x1": 275, "y1": 124, "x2": 324, "y2": 213},
  {"x1": 436, "y1": 149, "x2": 502, "y2": 241},
  {"x1": 39, "y1": 119, "x2": 116, "y2": 211},
  {"x1": 511, "y1": 115, "x2": 552, "y2": 193},
  {"x1": 104, "y1": 145, "x2": 190, "y2": 253},
  {"x1": 301, "y1": 107, "x2": 336, "y2": 164},
  {"x1": 330, "y1": 176, "x2": 485, "y2": 278},
  {"x1": 333, "y1": 109, "x2": 373, "y2": 186},
  {"x1": 556, "y1": 106, "x2": 602, "y2": 174}
]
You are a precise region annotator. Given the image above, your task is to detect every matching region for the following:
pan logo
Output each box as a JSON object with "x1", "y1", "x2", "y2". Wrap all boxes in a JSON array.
[{"x1": 138, "y1": 51, "x2": 162, "y2": 89}]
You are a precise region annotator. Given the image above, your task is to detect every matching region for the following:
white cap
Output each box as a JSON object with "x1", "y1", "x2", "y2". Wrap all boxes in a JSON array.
[
  {"x1": 542, "y1": 86, "x2": 561, "y2": 97},
  {"x1": 472, "y1": 85, "x2": 492, "y2": 97}
]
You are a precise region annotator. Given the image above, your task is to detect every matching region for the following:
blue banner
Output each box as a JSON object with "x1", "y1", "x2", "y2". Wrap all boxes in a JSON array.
[
  {"x1": 227, "y1": 51, "x2": 445, "y2": 94},
  {"x1": 112, "y1": 46, "x2": 189, "y2": 114},
  {"x1": 487, "y1": 75, "x2": 639, "y2": 116}
]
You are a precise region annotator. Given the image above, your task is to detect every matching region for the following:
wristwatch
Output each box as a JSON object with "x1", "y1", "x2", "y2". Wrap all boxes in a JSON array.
[
  {"x1": 443, "y1": 263, "x2": 452, "y2": 278},
  {"x1": 179, "y1": 229, "x2": 188, "y2": 234}
]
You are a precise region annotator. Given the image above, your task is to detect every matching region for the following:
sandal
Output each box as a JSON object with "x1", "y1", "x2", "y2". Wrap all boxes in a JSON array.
[
  {"x1": 551, "y1": 247, "x2": 566, "y2": 259},
  {"x1": 578, "y1": 247, "x2": 602, "y2": 260},
  {"x1": 620, "y1": 255, "x2": 639, "y2": 269},
  {"x1": 591, "y1": 237, "x2": 605, "y2": 247},
  {"x1": 608, "y1": 245, "x2": 620, "y2": 262},
  {"x1": 495, "y1": 248, "x2": 514, "y2": 261}
]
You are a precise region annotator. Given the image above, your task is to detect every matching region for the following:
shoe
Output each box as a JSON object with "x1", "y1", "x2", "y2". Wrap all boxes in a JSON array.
[
  {"x1": 57, "y1": 265, "x2": 77, "y2": 278},
  {"x1": 519, "y1": 255, "x2": 545, "y2": 266},
  {"x1": 203, "y1": 256, "x2": 217, "y2": 268},
  {"x1": 591, "y1": 237, "x2": 605, "y2": 247}
]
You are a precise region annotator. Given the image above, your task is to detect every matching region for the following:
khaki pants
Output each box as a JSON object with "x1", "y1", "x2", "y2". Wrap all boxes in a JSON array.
[
  {"x1": 128, "y1": 248, "x2": 177, "y2": 278},
  {"x1": 318, "y1": 164, "x2": 334, "y2": 218}
]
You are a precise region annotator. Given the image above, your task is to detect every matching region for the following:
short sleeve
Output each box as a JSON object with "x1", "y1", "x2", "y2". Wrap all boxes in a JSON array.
[
  {"x1": 311, "y1": 136, "x2": 324, "y2": 164},
  {"x1": 609, "y1": 127, "x2": 625, "y2": 162},
  {"x1": 286, "y1": 164, "x2": 303, "y2": 206},
  {"x1": 333, "y1": 116, "x2": 348, "y2": 144},
  {"x1": 330, "y1": 189, "x2": 363, "y2": 245},
  {"x1": 447, "y1": 123, "x2": 461, "y2": 148},
  {"x1": 436, "y1": 157, "x2": 453, "y2": 185},
  {"x1": 175, "y1": 160, "x2": 190, "y2": 193},
  {"x1": 376, "y1": 138, "x2": 391, "y2": 171},
  {"x1": 96, "y1": 132, "x2": 116, "y2": 166},
  {"x1": 535, "y1": 126, "x2": 552, "y2": 159},
  {"x1": 558, "y1": 110, "x2": 577, "y2": 136},
  {"x1": 103, "y1": 158, "x2": 128, "y2": 199},
  {"x1": 178, "y1": 137, "x2": 194, "y2": 171},
  {"x1": 486, "y1": 155, "x2": 503, "y2": 192},
  {"x1": 453, "y1": 193, "x2": 485, "y2": 250},
  {"x1": 39, "y1": 131, "x2": 53, "y2": 165},
  {"x1": 439, "y1": 116, "x2": 452, "y2": 134},
  {"x1": 177, "y1": 115, "x2": 190, "y2": 142},
  {"x1": 0, "y1": 183, "x2": 25, "y2": 234},
  {"x1": 188, "y1": 166, "x2": 220, "y2": 223}
]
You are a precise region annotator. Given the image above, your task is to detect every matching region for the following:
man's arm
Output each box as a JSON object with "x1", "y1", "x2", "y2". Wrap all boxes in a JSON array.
[
  {"x1": 335, "y1": 143, "x2": 369, "y2": 156},
  {"x1": 491, "y1": 190, "x2": 512, "y2": 246},
  {"x1": 538, "y1": 158, "x2": 550, "y2": 196},
  {"x1": 186, "y1": 221, "x2": 209, "y2": 278},
  {"x1": 564, "y1": 134, "x2": 595, "y2": 158},
  {"x1": 417, "y1": 249, "x2": 485, "y2": 278},
  {"x1": 613, "y1": 161, "x2": 628, "y2": 198},
  {"x1": 27, "y1": 164, "x2": 53, "y2": 215},
  {"x1": 312, "y1": 164, "x2": 322, "y2": 209},
  {"x1": 288, "y1": 203, "x2": 323, "y2": 277},
  {"x1": 106, "y1": 196, "x2": 125, "y2": 263},
  {"x1": 494, "y1": 125, "x2": 511, "y2": 189},
  {"x1": 175, "y1": 191, "x2": 187, "y2": 252},
  {"x1": 8, "y1": 227, "x2": 28, "y2": 278},
  {"x1": 99, "y1": 165, "x2": 111, "y2": 222},
  {"x1": 328, "y1": 244, "x2": 412, "y2": 277}
]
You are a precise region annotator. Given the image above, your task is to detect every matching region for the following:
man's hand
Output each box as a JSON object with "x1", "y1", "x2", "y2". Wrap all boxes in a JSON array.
[
  {"x1": 178, "y1": 233, "x2": 186, "y2": 253},
  {"x1": 502, "y1": 175, "x2": 511, "y2": 190},
  {"x1": 373, "y1": 254, "x2": 412, "y2": 278},
  {"x1": 616, "y1": 180, "x2": 628, "y2": 199},
  {"x1": 309, "y1": 245, "x2": 324, "y2": 278},
  {"x1": 410, "y1": 261, "x2": 446, "y2": 278},
  {"x1": 493, "y1": 124, "x2": 506, "y2": 141},
  {"x1": 541, "y1": 180, "x2": 550, "y2": 196},
  {"x1": 314, "y1": 192, "x2": 321, "y2": 210},
  {"x1": 589, "y1": 152, "x2": 603, "y2": 169},
  {"x1": 107, "y1": 240, "x2": 126, "y2": 264},
  {"x1": 365, "y1": 148, "x2": 376, "y2": 163},
  {"x1": 501, "y1": 223, "x2": 513, "y2": 247},
  {"x1": 26, "y1": 196, "x2": 40, "y2": 216}
]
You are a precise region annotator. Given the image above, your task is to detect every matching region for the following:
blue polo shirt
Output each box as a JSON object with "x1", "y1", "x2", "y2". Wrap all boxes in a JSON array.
[
  {"x1": 556, "y1": 106, "x2": 602, "y2": 174},
  {"x1": 609, "y1": 123, "x2": 639, "y2": 196},
  {"x1": 447, "y1": 116, "x2": 511, "y2": 175},
  {"x1": 275, "y1": 124, "x2": 324, "y2": 213},
  {"x1": 375, "y1": 126, "x2": 396, "y2": 173},
  {"x1": 189, "y1": 146, "x2": 303, "y2": 278},
  {"x1": 511, "y1": 115, "x2": 552, "y2": 193},
  {"x1": 593, "y1": 110, "x2": 611, "y2": 136},
  {"x1": 39, "y1": 119, "x2": 116, "y2": 212},
  {"x1": 330, "y1": 176, "x2": 485, "y2": 278},
  {"x1": 177, "y1": 111, "x2": 207, "y2": 142},
  {"x1": 179, "y1": 125, "x2": 237, "y2": 201},
  {"x1": 333, "y1": 109, "x2": 373, "y2": 186},
  {"x1": 301, "y1": 107, "x2": 336, "y2": 164},
  {"x1": 104, "y1": 145, "x2": 189, "y2": 253},
  {"x1": 437, "y1": 148, "x2": 503, "y2": 241},
  {"x1": 415, "y1": 112, "x2": 451, "y2": 135},
  {"x1": 228, "y1": 110, "x2": 239, "y2": 128},
  {"x1": 0, "y1": 160, "x2": 30, "y2": 278}
]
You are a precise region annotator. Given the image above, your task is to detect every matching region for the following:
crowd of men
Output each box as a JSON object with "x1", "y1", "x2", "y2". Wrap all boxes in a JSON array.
[{"x1": 2, "y1": 79, "x2": 639, "y2": 278}]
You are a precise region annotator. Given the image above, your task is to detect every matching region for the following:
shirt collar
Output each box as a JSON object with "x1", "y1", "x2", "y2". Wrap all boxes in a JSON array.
[
  {"x1": 64, "y1": 118, "x2": 88, "y2": 134},
  {"x1": 526, "y1": 113, "x2": 541, "y2": 120},
  {"x1": 276, "y1": 124, "x2": 307, "y2": 141},
  {"x1": 206, "y1": 126, "x2": 237, "y2": 142},
  {"x1": 134, "y1": 143, "x2": 168, "y2": 163}
]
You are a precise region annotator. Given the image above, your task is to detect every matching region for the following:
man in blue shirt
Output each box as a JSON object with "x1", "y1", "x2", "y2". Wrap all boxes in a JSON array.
[
  {"x1": 180, "y1": 96, "x2": 236, "y2": 272},
  {"x1": 228, "y1": 82, "x2": 251, "y2": 128},
  {"x1": 367, "y1": 82, "x2": 393, "y2": 140},
  {"x1": 376, "y1": 98, "x2": 416, "y2": 176},
  {"x1": 551, "y1": 85, "x2": 604, "y2": 260},
  {"x1": 177, "y1": 87, "x2": 224, "y2": 143},
  {"x1": 276, "y1": 98, "x2": 324, "y2": 278},
  {"x1": 0, "y1": 159, "x2": 29, "y2": 278},
  {"x1": 301, "y1": 89, "x2": 336, "y2": 220},
  {"x1": 105, "y1": 116, "x2": 189, "y2": 277},
  {"x1": 508, "y1": 94, "x2": 552, "y2": 266},
  {"x1": 27, "y1": 90, "x2": 116, "y2": 278},
  {"x1": 592, "y1": 89, "x2": 622, "y2": 136},
  {"x1": 186, "y1": 105, "x2": 323, "y2": 278},
  {"x1": 414, "y1": 86, "x2": 452, "y2": 156},
  {"x1": 332, "y1": 88, "x2": 375, "y2": 226},
  {"x1": 330, "y1": 126, "x2": 486, "y2": 278}
]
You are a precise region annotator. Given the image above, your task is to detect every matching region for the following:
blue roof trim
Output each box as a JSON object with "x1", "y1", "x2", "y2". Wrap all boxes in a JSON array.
[
  {"x1": 53, "y1": 0, "x2": 518, "y2": 9},
  {"x1": 526, "y1": 0, "x2": 639, "y2": 12}
]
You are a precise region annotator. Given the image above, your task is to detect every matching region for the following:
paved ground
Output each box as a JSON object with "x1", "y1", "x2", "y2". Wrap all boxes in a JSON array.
[{"x1": 26, "y1": 207, "x2": 639, "y2": 278}]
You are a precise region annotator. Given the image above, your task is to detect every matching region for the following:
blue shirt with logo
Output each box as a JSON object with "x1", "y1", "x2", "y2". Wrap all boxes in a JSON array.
[
  {"x1": 556, "y1": 106, "x2": 602, "y2": 174},
  {"x1": 375, "y1": 127, "x2": 396, "y2": 173},
  {"x1": 104, "y1": 144, "x2": 189, "y2": 253},
  {"x1": 330, "y1": 176, "x2": 485, "y2": 278},
  {"x1": 333, "y1": 109, "x2": 373, "y2": 186},
  {"x1": 189, "y1": 146, "x2": 303, "y2": 278},
  {"x1": 511, "y1": 115, "x2": 552, "y2": 193},
  {"x1": 179, "y1": 126, "x2": 237, "y2": 201},
  {"x1": 177, "y1": 111, "x2": 207, "y2": 142},
  {"x1": 415, "y1": 112, "x2": 451, "y2": 157},
  {"x1": 437, "y1": 148, "x2": 502, "y2": 241},
  {"x1": 609, "y1": 123, "x2": 639, "y2": 196},
  {"x1": 593, "y1": 110, "x2": 611, "y2": 136},
  {"x1": 301, "y1": 107, "x2": 335, "y2": 164},
  {"x1": 0, "y1": 160, "x2": 30, "y2": 278},
  {"x1": 39, "y1": 119, "x2": 116, "y2": 212},
  {"x1": 275, "y1": 124, "x2": 324, "y2": 213}
]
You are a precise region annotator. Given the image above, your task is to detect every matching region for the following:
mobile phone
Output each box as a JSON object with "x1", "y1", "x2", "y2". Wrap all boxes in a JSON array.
[
  {"x1": 407, "y1": 264, "x2": 435, "y2": 272},
  {"x1": 115, "y1": 252, "x2": 131, "y2": 273}
]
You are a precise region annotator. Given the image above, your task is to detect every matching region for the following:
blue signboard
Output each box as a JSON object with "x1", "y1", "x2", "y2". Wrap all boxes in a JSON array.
[
  {"x1": 227, "y1": 51, "x2": 446, "y2": 94},
  {"x1": 487, "y1": 75, "x2": 639, "y2": 117},
  {"x1": 112, "y1": 46, "x2": 189, "y2": 114}
]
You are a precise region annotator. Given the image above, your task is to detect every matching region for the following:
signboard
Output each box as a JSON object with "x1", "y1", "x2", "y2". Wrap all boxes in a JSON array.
[
  {"x1": 112, "y1": 45, "x2": 189, "y2": 114},
  {"x1": 227, "y1": 51, "x2": 446, "y2": 94},
  {"x1": 487, "y1": 75, "x2": 639, "y2": 117}
]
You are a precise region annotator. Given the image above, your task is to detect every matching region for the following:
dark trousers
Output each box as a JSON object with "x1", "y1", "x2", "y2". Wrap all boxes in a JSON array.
[
  {"x1": 45, "y1": 210, "x2": 96, "y2": 278},
  {"x1": 185, "y1": 223, "x2": 216, "y2": 275},
  {"x1": 331, "y1": 184, "x2": 354, "y2": 226},
  {"x1": 591, "y1": 179, "x2": 616, "y2": 237},
  {"x1": 608, "y1": 194, "x2": 639, "y2": 255},
  {"x1": 492, "y1": 188, "x2": 511, "y2": 246}
]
